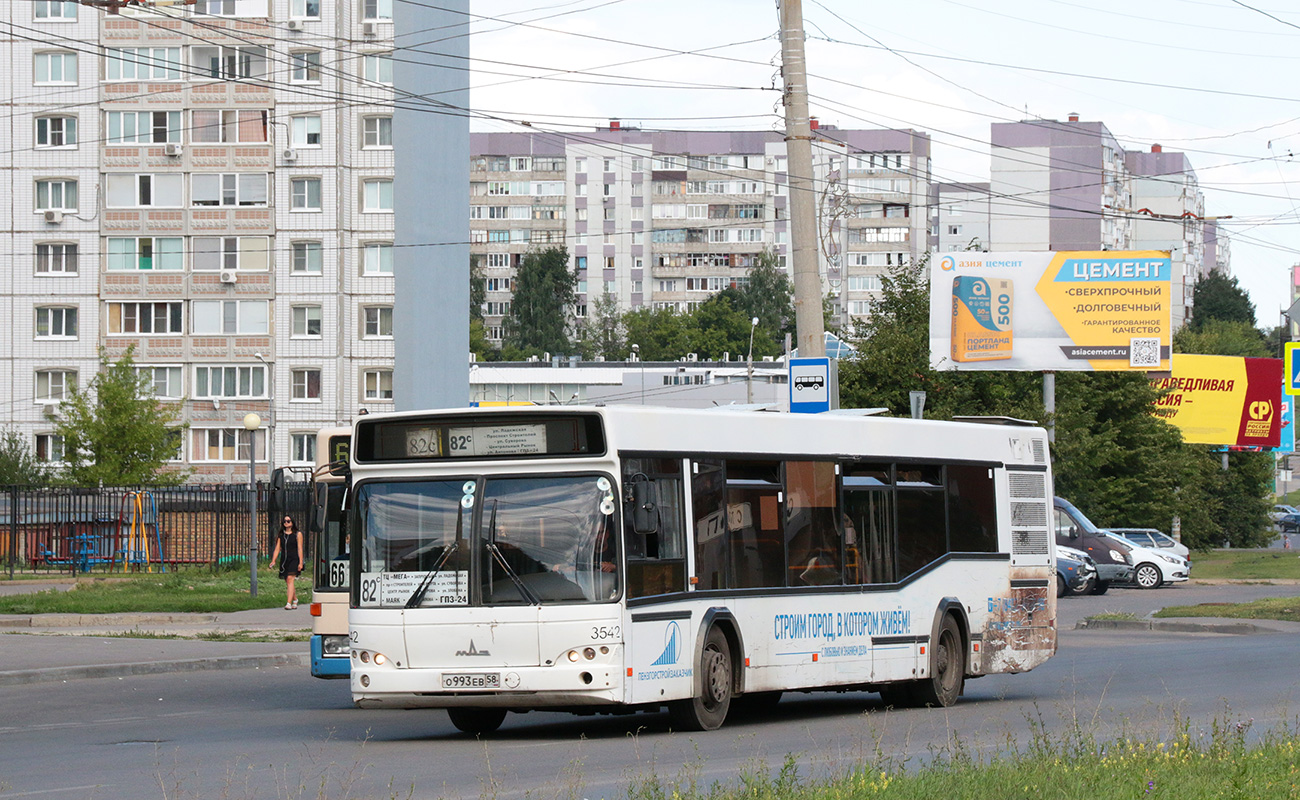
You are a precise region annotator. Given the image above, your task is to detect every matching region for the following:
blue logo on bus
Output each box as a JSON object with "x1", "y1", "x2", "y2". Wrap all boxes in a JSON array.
[{"x1": 650, "y1": 621, "x2": 681, "y2": 667}]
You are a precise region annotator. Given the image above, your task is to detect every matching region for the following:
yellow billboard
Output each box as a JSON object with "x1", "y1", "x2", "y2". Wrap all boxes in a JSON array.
[{"x1": 1152, "y1": 355, "x2": 1283, "y2": 448}]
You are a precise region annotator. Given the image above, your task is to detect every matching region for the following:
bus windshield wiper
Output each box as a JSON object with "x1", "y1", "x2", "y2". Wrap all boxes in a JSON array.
[
  {"x1": 405, "y1": 501, "x2": 464, "y2": 609},
  {"x1": 484, "y1": 500, "x2": 541, "y2": 605}
]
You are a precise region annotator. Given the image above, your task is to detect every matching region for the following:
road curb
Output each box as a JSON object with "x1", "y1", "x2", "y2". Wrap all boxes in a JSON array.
[
  {"x1": 0, "y1": 652, "x2": 311, "y2": 686},
  {"x1": 0, "y1": 613, "x2": 221, "y2": 629},
  {"x1": 1076, "y1": 618, "x2": 1264, "y2": 634}
]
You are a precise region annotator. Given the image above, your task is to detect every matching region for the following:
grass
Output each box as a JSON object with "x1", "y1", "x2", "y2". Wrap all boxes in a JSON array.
[
  {"x1": 1155, "y1": 596, "x2": 1300, "y2": 623},
  {"x1": 1188, "y1": 549, "x2": 1300, "y2": 580},
  {"x1": 625, "y1": 715, "x2": 1300, "y2": 800},
  {"x1": 0, "y1": 566, "x2": 312, "y2": 615},
  {"x1": 85, "y1": 628, "x2": 311, "y2": 643},
  {"x1": 1086, "y1": 611, "x2": 1139, "y2": 621}
]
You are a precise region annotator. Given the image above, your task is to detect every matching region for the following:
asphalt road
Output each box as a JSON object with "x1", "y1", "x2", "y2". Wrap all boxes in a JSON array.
[{"x1": 2, "y1": 582, "x2": 1299, "y2": 800}]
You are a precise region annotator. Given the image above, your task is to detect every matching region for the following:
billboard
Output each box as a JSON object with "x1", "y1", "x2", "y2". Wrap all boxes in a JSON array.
[
  {"x1": 1151, "y1": 355, "x2": 1283, "y2": 448},
  {"x1": 928, "y1": 251, "x2": 1172, "y2": 371}
]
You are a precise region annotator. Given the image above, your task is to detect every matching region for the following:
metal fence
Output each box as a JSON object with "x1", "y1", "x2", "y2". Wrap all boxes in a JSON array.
[{"x1": 0, "y1": 482, "x2": 312, "y2": 577}]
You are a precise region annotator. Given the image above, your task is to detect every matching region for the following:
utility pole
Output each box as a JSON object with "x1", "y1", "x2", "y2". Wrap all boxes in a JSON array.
[{"x1": 780, "y1": 0, "x2": 826, "y2": 359}]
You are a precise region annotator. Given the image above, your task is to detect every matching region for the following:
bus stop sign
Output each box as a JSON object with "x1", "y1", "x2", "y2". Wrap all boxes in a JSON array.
[{"x1": 789, "y1": 357, "x2": 834, "y2": 414}]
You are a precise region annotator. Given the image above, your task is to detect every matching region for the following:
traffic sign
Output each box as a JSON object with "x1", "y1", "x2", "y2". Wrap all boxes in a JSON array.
[
  {"x1": 789, "y1": 357, "x2": 833, "y2": 414},
  {"x1": 1286, "y1": 342, "x2": 1300, "y2": 397}
]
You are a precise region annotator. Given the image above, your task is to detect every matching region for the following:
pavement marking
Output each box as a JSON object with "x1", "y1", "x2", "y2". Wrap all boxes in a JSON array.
[{"x1": 0, "y1": 786, "x2": 108, "y2": 798}]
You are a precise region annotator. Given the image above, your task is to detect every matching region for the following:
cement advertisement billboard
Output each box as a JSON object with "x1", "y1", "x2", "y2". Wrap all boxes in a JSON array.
[
  {"x1": 928, "y1": 251, "x2": 1172, "y2": 372},
  {"x1": 1151, "y1": 355, "x2": 1283, "y2": 448}
]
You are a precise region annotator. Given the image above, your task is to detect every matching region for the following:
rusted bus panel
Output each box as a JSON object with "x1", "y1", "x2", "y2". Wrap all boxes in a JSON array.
[{"x1": 977, "y1": 565, "x2": 1056, "y2": 674}]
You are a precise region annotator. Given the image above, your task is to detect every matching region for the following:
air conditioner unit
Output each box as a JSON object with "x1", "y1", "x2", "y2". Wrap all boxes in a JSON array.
[
  {"x1": 164, "y1": 142, "x2": 182, "y2": 157},
  {"x1": 286, "y1": 19, "x2": 303, "y2": 30},
  {"x1": 43, "y1": 210, "x2": 63, "y2": 224},
  {"x1": 282, "y1": 148, "x2": 298, "y2": 163},
  {"x1": 219, "y1": 269, "x2": 238, "y2": 284},
  {"x1": 362, "y1": 21, "x2": 377, "y2": 36}
]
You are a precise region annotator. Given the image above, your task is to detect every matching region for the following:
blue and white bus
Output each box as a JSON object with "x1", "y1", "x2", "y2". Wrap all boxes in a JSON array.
[
  {"x1": 344, "y1": 406, "x2": 1056, "y2": 732},
  {"x1": 309, "y1": 427, "x2": 351, "y2": 678}
]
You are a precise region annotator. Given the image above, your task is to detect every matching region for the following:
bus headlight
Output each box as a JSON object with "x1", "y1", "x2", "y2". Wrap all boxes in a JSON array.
[
  {"x1": 583, "y1": 647, "x2": 596, "y2": 660},
  {"x1": 321, "y1": 635, "x2": 350, "y2": 656},
  {"x1": 567, "y1": 650, "x2": 579, "y2": 662},
  {"x1": 373, "y1": 653, "x2": 387, "y2": 666}
]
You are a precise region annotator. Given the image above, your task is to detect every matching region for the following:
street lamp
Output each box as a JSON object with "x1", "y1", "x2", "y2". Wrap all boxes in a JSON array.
[
  {"x1": 243, "y1": 411, "x2": 261, "y2": 598},
  {"x1": 630, "y1": 344, "x2": 644, "y2": 404},
  {"x1": 254, "y1": 352, "x2": 273, "y2": 479},
  {"x1": 746, "y1": 317, "x2": 759, "y2": 404}
]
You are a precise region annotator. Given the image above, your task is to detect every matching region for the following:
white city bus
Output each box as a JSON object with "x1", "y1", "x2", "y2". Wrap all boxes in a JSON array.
[
  {"x1": 345, "y1": 406, "x2": 1056, "y2": 732},
  {"x1": 309, "y1": 427, "x2": 352, "y2": 678}
]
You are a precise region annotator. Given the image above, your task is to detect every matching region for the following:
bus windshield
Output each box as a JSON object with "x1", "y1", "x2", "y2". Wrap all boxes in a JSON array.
[{"x1": 355, "y1": 474, "x2": 619, "y2": 608}]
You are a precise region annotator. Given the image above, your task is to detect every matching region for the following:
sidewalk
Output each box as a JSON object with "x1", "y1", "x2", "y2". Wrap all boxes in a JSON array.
[{"x1": 0, "y1": 606, "x2": 315, "y2": 686}]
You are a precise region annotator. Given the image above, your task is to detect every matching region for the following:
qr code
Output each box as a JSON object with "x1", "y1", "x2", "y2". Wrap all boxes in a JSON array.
[{"x1": 1129, "y1": 337, "x2": 1160, "y2": 367}]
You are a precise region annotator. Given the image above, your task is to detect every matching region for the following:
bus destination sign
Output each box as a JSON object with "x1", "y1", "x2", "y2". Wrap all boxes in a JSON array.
[{"x1": 448, "y1": 424, "x2": 547, "y2": 457}]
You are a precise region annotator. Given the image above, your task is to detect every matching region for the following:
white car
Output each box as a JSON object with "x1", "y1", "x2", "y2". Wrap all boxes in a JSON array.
[
  {"x1": 1100, "y1": 532, "x2": 1189, "y2": 589},
  {"x1": 1106, "y1": 528, "x2": 1190, "y2": 560}
]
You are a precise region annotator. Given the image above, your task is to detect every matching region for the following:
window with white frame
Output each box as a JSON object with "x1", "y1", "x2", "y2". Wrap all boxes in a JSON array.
[
  {"x1": 291, "y1": 115, "x2": 321, "y2": 147},
  {"x1": 105, "y1": 111, "x2": 180, "y2": 144},
  {"x1": 107, "y1": 237, "x2": 183, "y2": 271},
  {"x1": 486, "y1": 326, "x2": 503, "y2": 340},
  {"x1": 292, "y1": 241, "x2": 323, "y2": 273},
  {"x1": 191, "y1": 173, "x2": 267, "y2": 207},
  {"x1": 192, "y1": 237, "x2": 269, "y2": 271},
  {"x1": 362, "y1": 306, "x2": 393, "y2": 338},
  {"x1": 485, "y1": 253, "x2": 509, "y2": 268},
  {"x1": 574, "y1": 157, "x2": 587, "y2": 172},
  {"x1": 363, "y1": 54, "x2": 392, "y2": 84},
  {"x1": 485, "y1": 277, "x2": 511, "y2": 292},
  {"x1": 35, "y1": 433, "x2": 65, "y2": 463},
  {"x1": 192, "y1": 428, "x2": 264, "y2": 462},
  {"x1": 35, "y1": 307, "x2": 77, "y2": 339},
  {"x1": 191, "y1": 109, "x2": 267, "y2": 143},
  {"x1": 192, "y1": 365, "x2": 266, "y2": 399},
  {"x1": 290, "y1": 51, "x2": 321, "y2": 82},
  {"x1": 108, "y1": 302, "x2": 183, "y2": 334},
  {"x1": 363, "y1": 179, "x2": 394, "y2": 212},
  {"x1": 105, "y1": 48, "x2": 182, "y2": 81},
  {"x1": 105, "y1": 174, "x2": 184, "y2": 208},
  {"x1": 362, "y1": 243, "x2": 393, "y2": 274},
  {"x1": 512, "y1": 157, "x2": 532, "y2": 172},
  {"x1": 36, "y1": 243, "x2": 77, "y2": 274},
  {"x1": 847, "y1": 300, "x2": 872, "y2": 315},
  {"x1": 290, "y1": 0, "x2": 320, "y2": 17},
  {"x1": 291, "y1": 178, "x2": 322, "y2": 210},
  {"x1": 191, "y1": 45, "x2": 268, "y2": 80},
  {"x1": 35, "y1": 370, "x2": 75, "y2": 403},
  {"x1": 362, "y1": 115, "x2": 392, "y2": 148},
  {"x1": 136, "y1": 366, "x2": 183, "y2": 399},
  {"x1": 292, "y1": 305, "x2": 322, "y2": 337},
  {"x1": 35, "y1": 179, "x2": 77, "y2": 211},
  {"x1": 35, "y1": 1, "x2": 77, "y2": 19},
  {"x1": 191, "y1": 300, "x2": 269, "y2": 334},
  {"x1": 35, "y1": 116, "x2": 76, "y2": 148},
  {"x1": 363, "y1": 369, "x2": 393, "y2": 401},
  {"x1": 363, "y1": 0, "x2": 393, "y2": 19},
  {"x1": 291, "y1": 369, "x2": 321, "y2": 401},
  {"x1": 34, "y1": 52, "x2": 77, "y2": 84},
  {"x1": 290, "y1": 432, "x2": 316, "y2": 464},
  {"x1": 847, "y1": 275, "x2": 882, "y2": 292}
]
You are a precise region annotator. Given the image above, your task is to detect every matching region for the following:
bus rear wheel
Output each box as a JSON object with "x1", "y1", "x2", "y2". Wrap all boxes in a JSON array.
[
  {"x1": 447, "y1": 707, "x2": 507, "y2": 735},
  {"x1": 668, "y1": 626, "x2": 733, "y2": 731},
  {"x1": 912, "y1": 616, "x2": 965, "y2": 708}
]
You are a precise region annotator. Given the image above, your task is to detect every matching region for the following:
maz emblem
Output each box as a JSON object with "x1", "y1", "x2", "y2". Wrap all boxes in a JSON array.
[{"x1": 456, "y1": 640, "x2": 492, "y2": 657}]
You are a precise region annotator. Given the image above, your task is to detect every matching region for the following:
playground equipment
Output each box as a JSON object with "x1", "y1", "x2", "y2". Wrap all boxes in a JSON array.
[{"x1": 117, "y1": 491, "x2": 166, "y2": 572}]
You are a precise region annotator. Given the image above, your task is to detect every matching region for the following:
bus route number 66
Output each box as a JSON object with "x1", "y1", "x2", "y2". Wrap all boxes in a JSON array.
[{"x1": 329, "y1": 558, "x2": 350, "y2": 589}]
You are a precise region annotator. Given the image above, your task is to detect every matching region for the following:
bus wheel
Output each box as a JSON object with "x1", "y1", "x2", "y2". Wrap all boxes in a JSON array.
[
  {"x1": 912, "y1": 616, "x2": 964, "y2": 708},
  {"x1": 447, "y1": 707, "x2": 507, "y2": 735},
  {"x1": 668, "y1": 627, "x2": 733, "y2": 731}
]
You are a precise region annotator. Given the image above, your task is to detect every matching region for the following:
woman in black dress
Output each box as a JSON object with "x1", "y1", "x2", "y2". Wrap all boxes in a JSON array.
[{"x1": 268, "y1": 515, "x2": 305, "y2": 609}]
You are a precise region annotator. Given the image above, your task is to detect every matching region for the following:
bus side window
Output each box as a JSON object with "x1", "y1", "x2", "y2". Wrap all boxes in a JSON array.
[
  {"x1": 784, "y1": 460, "x2": 841, "y2": 586},
  {"x1": 691, "y1": 459, "x2": 728, "y2": 591},
  {"x1": 843, "y1": 462, "x2": 894, "y2": 584},
  {"x1": 726, "y1": 460, "x2": 784, "y2": 589},
  {"x1": 623, "y1": 457, "x2": 687, "y2": 599},
  {"x1": 948, "y1": 465, "x2": 997, "y2": 553}
]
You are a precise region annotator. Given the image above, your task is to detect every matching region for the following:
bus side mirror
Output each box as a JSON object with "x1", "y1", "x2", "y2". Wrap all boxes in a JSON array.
[
  {"x1": 311, "y1": 482, "x2": 329, "y2": 534},
  {"x1": 632, "y1": 480, "x2": 659, "y2": 535},
  {"x1": 1068, "y1": 525, "x2": 1080, "y2": 539}
]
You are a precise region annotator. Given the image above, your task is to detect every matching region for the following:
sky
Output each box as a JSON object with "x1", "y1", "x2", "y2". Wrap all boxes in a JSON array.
[{"x1": 460, "y1": 0, "x2": 1300, "y2": 327}]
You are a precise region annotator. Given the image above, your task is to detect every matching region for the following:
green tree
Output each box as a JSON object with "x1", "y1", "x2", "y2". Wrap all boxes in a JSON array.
[
  {"x1": 0, "y1": 428, "x2": 49, "y2": 486},
  {"x1": 731, "y1": 249, "x2": 794, "y2": 343},
  {"x1": 468, "y1": 255, "x2": 498, "y2": 362},
  {"x1": 502, "y1": 247, "x2": 576, "y2": 357},
  {"x1": 1173, "y1": 319, "x2": 1269, "y2": 358},
  {"x1": 622, "y1": 306, "x2": 695, "y2": 361},
  {"x1": 53, "y1": 348, "x2": 188, "y2": 487},
  {"x1": 1189, "y1": 270, "x2": 1256, "y2": 330},
  {"x1": 576, "y1": 292, "x2": 626, "y2": 360}
]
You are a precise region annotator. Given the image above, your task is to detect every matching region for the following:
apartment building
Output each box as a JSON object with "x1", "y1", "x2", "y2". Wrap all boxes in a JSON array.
[
  {"x1": 469, "y1": 126, "x2": 933, "y2": 342},
  {"x1": 931, "y1": 182, "x2": 991, "y2": 254},
  {"x1": 980, "y1": 115, "x2": 1223, "y2": 329},
  {"x1": 0, "y1": 0, "x2": 395, "y2": 481}
]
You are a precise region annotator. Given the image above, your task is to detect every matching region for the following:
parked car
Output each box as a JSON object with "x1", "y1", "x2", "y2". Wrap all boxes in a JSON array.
[
  {"x1": 1054, "y1": 497, "x2": 1134, "y2": 594},
  {"x1": 1106, "y1": 528, "x2": 1190, "y2": 560},
  {"x1": 1271, "y1": 504, "x2": 1298, "y2": 524},
  {"x1": 1055, "y1": 545, "x2": 1097, "y2": 597},
  {"x1": 1100, "y1": 531, "x2": 1190, "y2": 589},
  {"x1": 1280, "y1": 514, "x2": 1300, "y2": 535}
]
